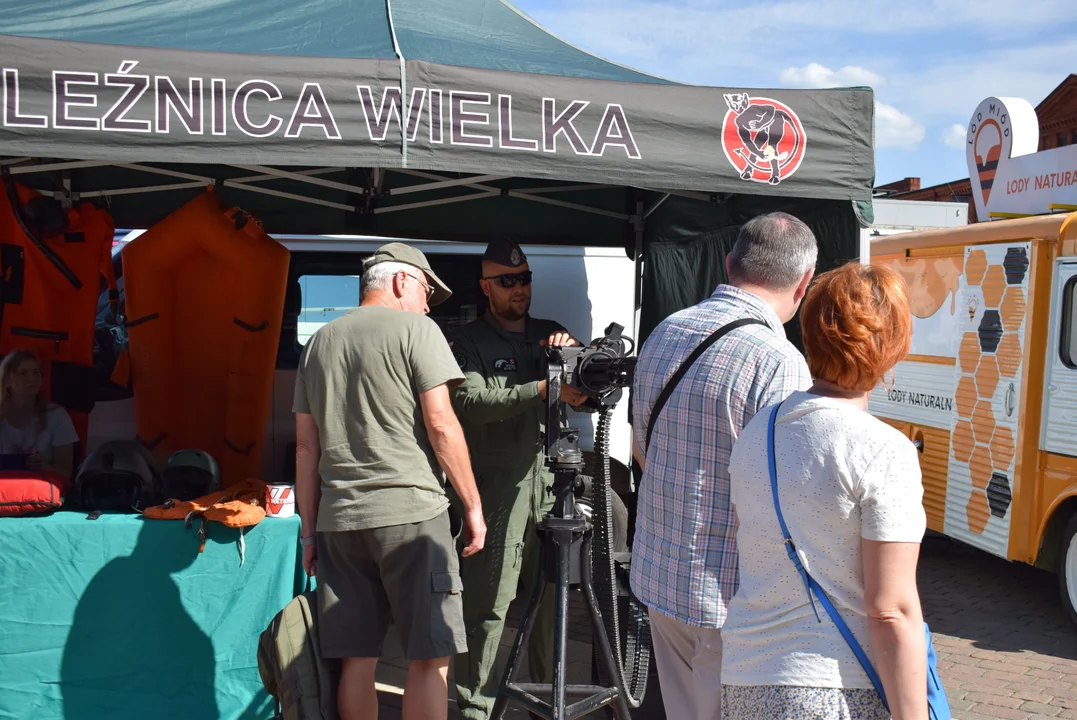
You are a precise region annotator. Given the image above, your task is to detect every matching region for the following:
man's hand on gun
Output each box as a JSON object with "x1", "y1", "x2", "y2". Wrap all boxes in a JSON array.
[{"x1": 539, "y1": 332, "x2": 589, "y2": 407}]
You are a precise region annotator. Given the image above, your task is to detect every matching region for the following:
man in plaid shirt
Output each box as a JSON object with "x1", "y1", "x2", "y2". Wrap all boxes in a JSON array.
[{"x1": 630, "y1": 212, "x2": 817, "y2": 719}]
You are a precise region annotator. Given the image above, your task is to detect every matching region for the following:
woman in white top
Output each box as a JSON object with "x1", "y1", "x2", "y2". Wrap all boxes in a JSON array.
[
  {"x1": 723, "y1": 262, "x2": 928, "y2": 720},
  {"x1": 0, "y1": 349, "x2": 78, "y2": 481}
]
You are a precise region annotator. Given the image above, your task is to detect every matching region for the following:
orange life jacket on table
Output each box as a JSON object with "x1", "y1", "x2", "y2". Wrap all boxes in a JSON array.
[{"x1": 0, "y1": 177, "x2": 117, "y2": 453}]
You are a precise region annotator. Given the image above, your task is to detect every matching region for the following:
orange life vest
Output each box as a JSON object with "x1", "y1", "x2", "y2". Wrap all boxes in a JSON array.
[{"x1": 0, "y1": 177, "x2": 117, "y2": 452}]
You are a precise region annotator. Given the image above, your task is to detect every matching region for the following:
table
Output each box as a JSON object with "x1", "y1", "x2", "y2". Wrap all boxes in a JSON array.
[{"x1": 0, "y1": 510, "x2": 303, "y2": 720}]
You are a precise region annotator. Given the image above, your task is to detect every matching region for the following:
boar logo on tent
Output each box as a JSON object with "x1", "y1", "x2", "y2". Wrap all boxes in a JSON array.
[{"x1": 721, "y1": 94, "x2": 807, "y2": 185}]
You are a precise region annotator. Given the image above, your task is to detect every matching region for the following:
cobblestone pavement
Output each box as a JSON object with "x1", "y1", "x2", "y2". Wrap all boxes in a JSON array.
[
  {"x1": 375, "y1": 534, "x2": 1077, "y2": 719},
  {"x1": 918, "y1": 535, "x2": 1077, "y2": 720}
]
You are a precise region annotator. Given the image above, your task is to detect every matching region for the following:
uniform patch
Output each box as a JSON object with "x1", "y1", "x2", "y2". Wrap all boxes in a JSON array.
[{"x1": 494, "y1": 358, "x2": 517, "y2": 372}]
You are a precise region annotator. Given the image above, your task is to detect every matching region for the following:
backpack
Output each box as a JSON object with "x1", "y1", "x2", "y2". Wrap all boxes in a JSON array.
[{"x1": 257, "y1": 581, "x2": 339, "y2": 720}]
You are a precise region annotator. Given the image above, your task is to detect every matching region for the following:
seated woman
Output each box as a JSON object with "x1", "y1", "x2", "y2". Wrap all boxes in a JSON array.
[
  {"x1": 722, "y1": 262, "x2": 928, "y2": 720},
  {"x1": 0, "y1": 349, "x2": 78, "y2": 482}
]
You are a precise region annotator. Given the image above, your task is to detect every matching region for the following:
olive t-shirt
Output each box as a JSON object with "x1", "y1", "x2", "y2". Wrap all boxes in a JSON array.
[{"x1": 292, "y1": 306, "x2": 465, "y2": 531}]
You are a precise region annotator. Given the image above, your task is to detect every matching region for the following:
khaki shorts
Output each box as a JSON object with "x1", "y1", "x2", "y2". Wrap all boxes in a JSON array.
[{"x1": 316, "y1": 509, "x2": 467, "y2": 661}]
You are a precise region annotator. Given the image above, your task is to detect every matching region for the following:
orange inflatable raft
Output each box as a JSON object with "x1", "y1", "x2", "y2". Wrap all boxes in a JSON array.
[{"x1": 122, "y1": 189, "x2": 289, "y2": 487}]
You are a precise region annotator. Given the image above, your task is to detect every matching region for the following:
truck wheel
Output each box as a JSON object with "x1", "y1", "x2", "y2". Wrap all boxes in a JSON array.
[{"x1": 1060, "y1": 513, "x2": 1077, "y2": 626}]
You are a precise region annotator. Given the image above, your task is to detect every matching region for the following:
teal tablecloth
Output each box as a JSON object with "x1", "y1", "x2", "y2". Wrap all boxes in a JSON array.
[{"x1": 0, "y1": 510, "x2": 303, "y2": 720}]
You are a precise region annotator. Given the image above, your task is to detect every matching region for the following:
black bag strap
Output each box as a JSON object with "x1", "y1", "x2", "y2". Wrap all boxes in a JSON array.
[{"x1": 644, "y1": 317, "x2": 767, "y2": 451}]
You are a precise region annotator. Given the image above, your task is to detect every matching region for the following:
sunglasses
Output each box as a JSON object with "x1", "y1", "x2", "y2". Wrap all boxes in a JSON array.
[{"x1": 483, "y1": 271, "x2": 533, "y2": 289}]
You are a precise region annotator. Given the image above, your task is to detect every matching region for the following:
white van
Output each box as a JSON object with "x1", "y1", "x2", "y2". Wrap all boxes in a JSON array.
[{"x1": 90, "y1": 234, "x2": 638, "y2": 492}]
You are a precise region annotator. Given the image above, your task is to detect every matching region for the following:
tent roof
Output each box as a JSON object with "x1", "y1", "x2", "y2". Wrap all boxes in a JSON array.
[
  {"x1": 0, "y1": 0, "x2": 875, "y2": 248},
  {"x1": 0, "y1": 1, "x2": 870, "y2": 342},
  {"x1": 2, "y1": 0, "x2": 668, "y2": 83}
]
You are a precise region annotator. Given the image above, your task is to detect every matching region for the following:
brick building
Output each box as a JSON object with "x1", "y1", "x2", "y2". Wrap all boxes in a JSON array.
[{"x1": 875, "y1": 73, "x2": 1077, "y2": 222}]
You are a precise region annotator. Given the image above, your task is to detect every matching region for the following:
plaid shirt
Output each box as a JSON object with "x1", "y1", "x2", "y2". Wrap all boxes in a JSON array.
[{"x1": 630, "y1": 285, "x2": 812, "y2": 628}]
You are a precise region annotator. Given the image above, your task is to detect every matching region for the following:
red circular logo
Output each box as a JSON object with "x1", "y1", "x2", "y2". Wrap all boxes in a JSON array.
[{"x1": 721, "y1": 94, "x2": 807, "y2": 186}]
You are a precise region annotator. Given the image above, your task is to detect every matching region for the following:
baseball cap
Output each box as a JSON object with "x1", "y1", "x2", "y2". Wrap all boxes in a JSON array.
[{"x1": 362, "y1": 242, "x2": 452, "y2": 306}]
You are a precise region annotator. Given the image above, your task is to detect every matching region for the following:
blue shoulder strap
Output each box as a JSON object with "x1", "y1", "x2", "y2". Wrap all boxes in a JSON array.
[{"x1": 766, "y1": 403, "x2": 890, "y2": 711}]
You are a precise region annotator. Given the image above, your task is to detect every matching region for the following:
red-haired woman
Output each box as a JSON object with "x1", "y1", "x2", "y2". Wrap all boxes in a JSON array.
[
  {"x1": 721, "y1": 262, "x2": 928, "y2": 720},
  {"x1": 0, "y1": 349, "x2": 78, "y2": 482}
]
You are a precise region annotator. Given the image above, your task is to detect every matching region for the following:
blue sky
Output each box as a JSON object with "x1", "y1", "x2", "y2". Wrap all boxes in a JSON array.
[{"x1": 513, "y1": 0, "x2": 1077, "y2": 189}]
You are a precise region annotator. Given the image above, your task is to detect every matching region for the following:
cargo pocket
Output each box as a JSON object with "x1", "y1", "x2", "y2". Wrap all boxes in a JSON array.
[
  {"x1": 431, "y1": 571, "x2": 463, "y2": 595},
  {"x1": 431, "y1": 570, "x2": 467, "y2": 653}
]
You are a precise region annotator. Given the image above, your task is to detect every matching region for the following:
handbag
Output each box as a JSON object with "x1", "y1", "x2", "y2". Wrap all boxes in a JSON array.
[{"x1": 764, "y1": 402, "x2": 951, "y2": 719}]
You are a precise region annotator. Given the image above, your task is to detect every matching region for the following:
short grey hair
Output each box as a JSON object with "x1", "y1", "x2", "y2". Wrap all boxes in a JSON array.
[
  {"x1": 727, "y1": 212, "x2": 818, "y2": 290},
  {"x1": 361, "y1": 260, "x2": 413, "y2": 296}
]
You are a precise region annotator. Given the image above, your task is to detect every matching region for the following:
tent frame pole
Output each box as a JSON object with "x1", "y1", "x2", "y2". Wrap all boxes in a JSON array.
[
  {"x1": 8, "y1": 160, "x2": 112, "y2": 175},
  {"x1": 9, "y1": 158, "x2": 654, "y2": 230},
  {"x1": 386, "y1": 173, "x2": 509, "y2": 196},
  {"x1": 230, "y1": 164, "x2": 369, "y2": 196},
  {"x1": 632, "y1": 199, "x2": 645, "y2": 342},
  {"x1": 513, "y1": 183, "x2": 617, "y2": 194},
  {"x1": 371, "y1": 190, "x2": 500, "y2": 214},
  {"x1": 648, "y1": 187, "x2": 712, "y2": 203},
  {"x1": 77, "y1": 181, "x2": 206, "y2": 199},
  {"x1": 393, "y1": 169, "x2": 632, "y2": 221},
  {"x1": 221, "y1": 182, "x2": 357, "y2": 212}
]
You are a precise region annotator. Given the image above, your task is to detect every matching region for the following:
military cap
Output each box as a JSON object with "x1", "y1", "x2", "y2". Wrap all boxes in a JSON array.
[
  {"x1": 483, "y1": 235, "x2": 528, "y2": 268},
  {"x1": 362, "y1": 242, "x2": 452, "y2": 306}
]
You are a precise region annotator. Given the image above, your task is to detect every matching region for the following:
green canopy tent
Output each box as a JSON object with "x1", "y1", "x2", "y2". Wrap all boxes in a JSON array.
[{"x1": 0, "y1": 0, "x2": 874, "y2": 344}]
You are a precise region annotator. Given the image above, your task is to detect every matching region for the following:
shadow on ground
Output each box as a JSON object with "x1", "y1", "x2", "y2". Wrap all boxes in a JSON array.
[{"x1": 918, "y1": 534, "x2": 1077, "y2": 659}]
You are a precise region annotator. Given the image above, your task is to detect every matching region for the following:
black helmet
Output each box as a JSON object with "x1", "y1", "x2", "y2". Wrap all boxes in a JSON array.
[
  {"x1": 162, "y1": 449, "x2": 220, "y2": 501},
  {"x1": 73, "y1": 440, "x2": 161, "y2": 512}
]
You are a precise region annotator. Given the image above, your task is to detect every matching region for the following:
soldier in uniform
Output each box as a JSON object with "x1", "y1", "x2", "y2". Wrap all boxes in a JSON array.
[{"x1": 448, "y1": 236, "x2": 588, "y2": 720}]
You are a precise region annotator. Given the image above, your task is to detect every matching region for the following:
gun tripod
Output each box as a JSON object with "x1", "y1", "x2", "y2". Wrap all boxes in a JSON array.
[{"x1": 490, "y1": 430, "x2": 635, "y2": 720}]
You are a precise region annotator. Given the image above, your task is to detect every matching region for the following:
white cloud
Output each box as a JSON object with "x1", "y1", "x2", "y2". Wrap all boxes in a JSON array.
[
  {"x1": 943, "y1": 123, "x2": 967, "y2": 149},
  {"x1": 876, "y1": 103, "x2": 925, "y2": 150},
  {"x1": 525, "y1": 0, "x2": 1074, "y2": 67},
  {"x1": 887, "y1": 38, "x2": 1077, "y2": 123},
  {"x1": 780, "y1": 63, "x2": 885, "y2": 88},
  {"x1": 774, "y1": 64, "x2": 921, "y2": 150}
]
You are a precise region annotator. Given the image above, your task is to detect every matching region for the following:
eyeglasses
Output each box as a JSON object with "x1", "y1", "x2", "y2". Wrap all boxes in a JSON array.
[
  {"x1": 404, "y1": 272, "x2": 435, "y2": 301},
  {"x1": 483, "y1": 271, "x2": 533, "y2": 289}
]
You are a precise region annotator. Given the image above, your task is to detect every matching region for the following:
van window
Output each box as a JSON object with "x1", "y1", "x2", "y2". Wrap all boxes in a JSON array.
[
  {"x1": 279, "y1": 251, "x2": 487, "y2": 368},
  {"x1": 1063, "y1": 276, "x2": 1077, "y2": 368},
  {"x1": 298, "y1": 274, "x2": 361, "y2": 345}
]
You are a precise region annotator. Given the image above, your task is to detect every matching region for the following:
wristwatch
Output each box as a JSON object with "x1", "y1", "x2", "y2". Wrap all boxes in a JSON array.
[{"x1": 300, "y1": 535, "x2": 316, "y2": 547}]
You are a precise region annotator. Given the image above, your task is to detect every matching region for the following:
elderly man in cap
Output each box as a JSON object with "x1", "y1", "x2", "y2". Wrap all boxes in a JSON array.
[
  {"x1": 293, "y1": 242, "x2": 486, "y2": 720},
  {"x1": 448, "y1": 236, "x2": 587, "y2": 720}
]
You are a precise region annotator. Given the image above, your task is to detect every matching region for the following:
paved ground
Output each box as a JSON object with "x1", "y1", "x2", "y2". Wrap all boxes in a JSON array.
[
  {"x1": 918, "y1": 534, "x2": 1077, "y2": 720},
  {"x1": 374, "y1": 534, "x2": 1077, "y2": 719}
]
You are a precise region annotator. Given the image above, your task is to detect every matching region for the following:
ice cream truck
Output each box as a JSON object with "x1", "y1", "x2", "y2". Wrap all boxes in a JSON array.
[{"x1": 868, "y1": 95, "x2": 1077, "y2": 623}]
